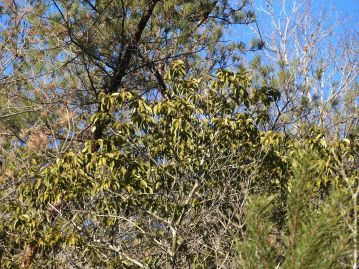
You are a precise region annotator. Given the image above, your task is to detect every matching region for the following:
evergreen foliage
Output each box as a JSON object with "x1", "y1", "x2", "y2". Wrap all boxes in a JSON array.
[{"x1": 237, "y1": 147, "x2": 356, "y2": 269}]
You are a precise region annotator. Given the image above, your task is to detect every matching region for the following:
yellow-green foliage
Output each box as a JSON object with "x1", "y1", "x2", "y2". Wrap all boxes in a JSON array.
[{"x1": 0, "y1": 61, "x2": 357, "y2": 268}]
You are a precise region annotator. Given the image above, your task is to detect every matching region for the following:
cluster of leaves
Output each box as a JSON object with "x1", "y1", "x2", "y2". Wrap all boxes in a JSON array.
[
  {"x1": 1, "y1": 61, "x2": 357, "y2": 268},
  {"x1": 1, "y1": 61, "x2": 280, "y2": 267}
]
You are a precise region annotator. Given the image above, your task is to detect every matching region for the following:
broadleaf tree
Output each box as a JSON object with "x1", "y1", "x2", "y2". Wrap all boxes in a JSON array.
[{"x1": 0, "y1": 0, "x2": 357, "y2": 268}]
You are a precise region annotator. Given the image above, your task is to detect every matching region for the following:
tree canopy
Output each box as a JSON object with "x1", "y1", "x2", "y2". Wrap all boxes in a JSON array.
[{"x1": 0, "y1": 0, "x2": 358, "y2": 268}]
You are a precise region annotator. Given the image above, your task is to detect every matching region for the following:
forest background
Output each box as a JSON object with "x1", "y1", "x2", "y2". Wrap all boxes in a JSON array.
[{"x1": 0, "y1": 0, "x2": 358, "y2": 268}]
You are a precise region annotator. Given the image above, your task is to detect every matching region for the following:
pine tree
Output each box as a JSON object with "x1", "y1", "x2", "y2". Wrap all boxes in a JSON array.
[{"x1": 237, "y1": 146, "x2": 354, "y2": 269}]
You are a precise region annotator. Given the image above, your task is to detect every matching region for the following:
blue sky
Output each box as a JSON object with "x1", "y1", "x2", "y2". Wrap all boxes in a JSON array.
[
  {"x1": 227, "y1": 0, "x2": 358, "y2": 58},
  {"x1": 329, "y1": 0, "x2": 359, "y2": 15},
  {"x1": 314, "y1": 0, "x2": 358, "y2": 29},
  {"x1": 258, "y1": 0, "x2": 358, "y2": 32},
  {"x1": 223, "y1": 0, "x2": 358, "y2": 109}
]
